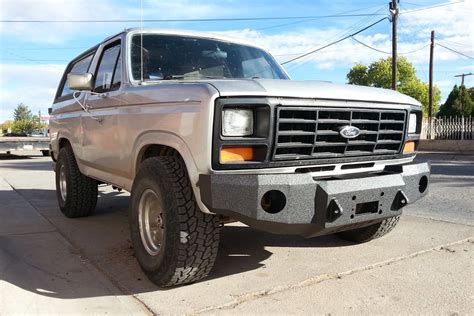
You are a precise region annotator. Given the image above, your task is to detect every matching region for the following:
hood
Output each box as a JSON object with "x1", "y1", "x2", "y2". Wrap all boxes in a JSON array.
[{"x1": 205, "y1": 79, "x2": 421, "y2": 106}]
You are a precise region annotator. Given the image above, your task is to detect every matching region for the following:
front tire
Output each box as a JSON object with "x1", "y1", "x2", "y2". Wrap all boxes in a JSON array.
[
  {"x1": 130, "y1": 157, "x2": 221, "y2": 287},
  {"x1": 55, "y1": 146, "x2": 98, "y2": 218},
  {"x1": 336, "y1": 216, "x2": 400, "y2": 243}
]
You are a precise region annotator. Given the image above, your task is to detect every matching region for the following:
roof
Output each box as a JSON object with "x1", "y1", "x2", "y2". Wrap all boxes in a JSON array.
[{"x1": 119, "y1": 28, "x2": 268, "y2": 52}]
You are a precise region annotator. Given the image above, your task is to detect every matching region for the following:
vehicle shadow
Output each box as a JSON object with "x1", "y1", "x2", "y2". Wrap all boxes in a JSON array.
[
  {"x1": 1, "y1": 187, "x2": 352, "y2": 299},
  {"x1": 0, "y1": 153, "x2": 34, "y2": 160},
  {"x1": 0, "y1": 154, "x2": 51, "y2": 171},
  {"x1": 415, "y1": 153, "x2": 474, "y2": 178}
]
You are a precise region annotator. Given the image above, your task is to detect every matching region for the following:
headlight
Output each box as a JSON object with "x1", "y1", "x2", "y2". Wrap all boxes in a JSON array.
[
  {"x1": 408, "y1": 113, "x2": 417, "y2": 134},
  {"x1": 222, "y1": 108, "x2": 254, "y2": 136}
]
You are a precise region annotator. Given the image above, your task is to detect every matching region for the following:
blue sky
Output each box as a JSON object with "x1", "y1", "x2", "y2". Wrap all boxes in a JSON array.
[{"x1": 0, "y1": 0, "x2": 473, "y2": 121}]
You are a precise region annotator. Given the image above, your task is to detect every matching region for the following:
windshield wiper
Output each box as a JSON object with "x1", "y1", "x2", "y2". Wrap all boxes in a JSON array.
[
  {"x1": 199, "y1": 75, "x2": 228, "y2": 79},
  {"x1": 162, "y1": 74, "x2": 228, "y2": 80}
]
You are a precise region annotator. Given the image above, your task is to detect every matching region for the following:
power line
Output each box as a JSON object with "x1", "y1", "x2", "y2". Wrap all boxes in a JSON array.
[
  {"x1": 281, "y1": 17, "x2": 388, "y2": 65},
  {"x1": 256, "y1": 4, "x2": 387, "y2": 31},
  {"x1": 2, "y1": 51, "x2": 66, "y2": 67},
  {"x1": 441, "y1": 39, "x2": 472, "y2": 48},
  {"x1": 351, "y1": 37, "x2": 430, "y2": 55},
  {"x1": 400, "y1": 1, "x2": 465, "y2": 15},
  {"x1": 284, "y1": 12, "x2": 388, "y2": 72},
  {"x1": 0, "y1": 13, "x2": 387, "y2": 24},
  {"x1": 351, "y1": 37, "x2": 391, "y2": 54},
  {"x1": 437, "y1": 43, "x2": 474, "y2": 59},
  {"x1": 1, "y1": 58, "x2": 69, "y2": 62},
  {"x1": 1, "y1": 47, "x2": 88, "y2": 51},
  {"x1": 274, "y1": 12, "x2": 386, "y2": 60},
  {"x1": 0, "y1": 1, "x2": 463, "y2": 24},
  {"x1": 401, "y1": 1, "x2": 426, "y2": 7}
]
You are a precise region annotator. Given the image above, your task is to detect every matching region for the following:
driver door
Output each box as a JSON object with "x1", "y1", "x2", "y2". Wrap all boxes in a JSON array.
[{"x1": 81, "y1": 39, "x2": 126, "y2": 183}]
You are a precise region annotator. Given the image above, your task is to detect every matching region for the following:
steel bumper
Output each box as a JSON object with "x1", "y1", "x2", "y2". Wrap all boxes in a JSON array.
[{"x1": 199, "y1": 162, "x2": 430, "y2": 237}]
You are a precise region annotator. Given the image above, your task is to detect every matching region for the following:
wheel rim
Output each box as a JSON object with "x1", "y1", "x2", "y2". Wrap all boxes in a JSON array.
[
  {"x1": 138, "y1": 189, "x2": 164, "y2": 256},
  {"x1": 59, "y1": 164, "x2": 67, "y2": 201}
]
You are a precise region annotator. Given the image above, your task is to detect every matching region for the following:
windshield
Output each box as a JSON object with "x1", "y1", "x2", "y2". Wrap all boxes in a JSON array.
[{"x1": 130, "y1": 34, "x2": 288, "y2": 81}]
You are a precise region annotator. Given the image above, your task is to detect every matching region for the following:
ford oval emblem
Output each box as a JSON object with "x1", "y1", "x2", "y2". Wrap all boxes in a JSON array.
[{"x1": 339, "y1": 126, "x2": 360, "y2": 139}]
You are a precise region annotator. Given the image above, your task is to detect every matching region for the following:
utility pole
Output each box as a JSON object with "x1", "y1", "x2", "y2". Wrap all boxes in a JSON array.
[
  {"x1": 390, "y1": 0, "x2": 399, "y2": 90},
  {"x1": 454, "y1": 72, "x2": 473, "y2": 86},
  {"x1": 428, "y1": 30, "x2": 435, "y2": 140}
]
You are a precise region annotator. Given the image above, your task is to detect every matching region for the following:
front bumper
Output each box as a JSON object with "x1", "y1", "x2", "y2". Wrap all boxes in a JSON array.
[{"x1": 199, "y1": 162, "x2": 430, "y2": 237}]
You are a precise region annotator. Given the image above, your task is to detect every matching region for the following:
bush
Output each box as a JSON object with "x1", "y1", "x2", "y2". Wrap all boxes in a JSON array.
[{"x1": 11, "y1": 119, "x2": 43, "y2": 135}]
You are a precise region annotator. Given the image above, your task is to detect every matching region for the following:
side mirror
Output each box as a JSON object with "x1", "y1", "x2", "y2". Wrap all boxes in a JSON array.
[{"x1": 68, "y1": 73, "x2": 94, "y2": 91}]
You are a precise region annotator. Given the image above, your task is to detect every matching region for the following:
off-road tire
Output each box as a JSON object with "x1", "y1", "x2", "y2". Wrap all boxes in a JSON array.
[
  {"x1": 336, "y1": 216, "x2": 400, "y2": 243},
  {"x1": 55, "y1": 146, "x2": 98, "y2": 218},
  {"x1": 130, "y1": 157, "x2": 221, "y2": 287}
]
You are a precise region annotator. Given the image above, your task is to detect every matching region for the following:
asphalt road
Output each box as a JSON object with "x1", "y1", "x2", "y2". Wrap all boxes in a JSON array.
[{"x1": 0, "y1": 151, "x2": 472, "y2": 315}]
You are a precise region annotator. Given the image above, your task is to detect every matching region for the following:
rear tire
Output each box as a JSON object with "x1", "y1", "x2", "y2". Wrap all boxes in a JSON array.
[
  {"x1": 336, "y1": 216, "x2": 400, "y2": 243},
  {"x1": 130, "y1": 157, "x2": 221, "y2": 287},
  {"x1": 55, "y1": 146, "x2": 98, "y2": 218}
]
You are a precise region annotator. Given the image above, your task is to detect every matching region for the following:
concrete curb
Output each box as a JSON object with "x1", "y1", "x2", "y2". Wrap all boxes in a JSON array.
[{"x1": 418, "y1": 140, "x2": 474, "y2": 152}]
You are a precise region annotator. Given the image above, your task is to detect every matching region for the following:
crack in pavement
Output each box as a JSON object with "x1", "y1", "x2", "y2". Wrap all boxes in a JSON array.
[
  {"x1": 1, "y1": 229, "x2": 58, "y2": 237},
  {"x1": 404, "y1": 214, "x2": 474, "y2": 227},
  {"x1": 195, "y1": 238, "x2": 474, "y2": 314}
]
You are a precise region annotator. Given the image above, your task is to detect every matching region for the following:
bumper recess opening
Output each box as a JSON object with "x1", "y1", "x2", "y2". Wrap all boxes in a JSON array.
[{"x1": 355, "y1": 201, "x2": 379, "y2": 215}]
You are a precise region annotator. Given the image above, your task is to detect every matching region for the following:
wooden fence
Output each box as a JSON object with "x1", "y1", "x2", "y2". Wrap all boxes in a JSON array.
[{"x1": 421, "y1": 116, "x2": 473, "y2": 140}]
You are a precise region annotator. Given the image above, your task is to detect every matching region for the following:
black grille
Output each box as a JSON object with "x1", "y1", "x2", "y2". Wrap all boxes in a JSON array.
[{"x1": 273, "y1": 107, "x2": 406, "y2": 160}]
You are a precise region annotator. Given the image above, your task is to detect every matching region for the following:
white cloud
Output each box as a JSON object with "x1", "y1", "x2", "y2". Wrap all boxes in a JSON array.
[
  {"x1": 0, "y1": 0, "x2": 238, "y2": 43},
  {"x1": 399, "y1": 0, "x2": 473, "y2": 39},
  {"x1": 0, "y1": 0, "x2": 472, "y2": 118},
  {"x1": 0, "y1": 64, "x2": 65, "y2": 121},
  {"x1": 217, "y1": 28, "x2": 384, "y2": 67},
  {"x1": 435, "y1": 80, "x2": 455, "y2": 88},
  {"x1": 0, "y1": 0, "x2": 124, "y2": 43}
]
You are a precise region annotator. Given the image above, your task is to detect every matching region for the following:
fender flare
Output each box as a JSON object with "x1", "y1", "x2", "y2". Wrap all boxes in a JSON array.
[{"x1": 131, "y1": 131, "x2": 213, "y2": 214}]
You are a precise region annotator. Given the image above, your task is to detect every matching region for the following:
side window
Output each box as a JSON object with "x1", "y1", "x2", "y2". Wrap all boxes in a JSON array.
[
  {"x1": 110, "y1": 52, "x2": 122, "y2": 90},
  {"x1": 94, "y1": 43, "x2": 121, "y2": 93},
  {"x1": 60, "y1": 54, "x2": 94, "y2": 97}
]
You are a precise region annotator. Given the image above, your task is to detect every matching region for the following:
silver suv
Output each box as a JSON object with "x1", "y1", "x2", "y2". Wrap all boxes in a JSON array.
[{"x1": 50, "y1": 28, "x2": 430, "y2": 287}]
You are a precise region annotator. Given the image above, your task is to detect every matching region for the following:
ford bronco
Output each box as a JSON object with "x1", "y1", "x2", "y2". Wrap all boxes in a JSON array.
[{"x1": 49, "y1": 28, "x2": 430, "y2": 287}]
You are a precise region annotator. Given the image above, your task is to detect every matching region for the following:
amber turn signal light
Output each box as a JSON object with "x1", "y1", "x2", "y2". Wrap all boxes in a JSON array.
[
  {"x1": 220, "y1": 147, "x2": 254, "y2": 163},
  {"x1": 403, "y1": 141, "x2": 415, "y2": 154}
]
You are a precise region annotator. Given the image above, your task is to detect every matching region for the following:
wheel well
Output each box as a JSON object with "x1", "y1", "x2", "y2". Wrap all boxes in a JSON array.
[
  {"x1": 53, "y1": 138, "x2": 72, "y2": 161},
  {"x1": 136, "y1": 144, "x2": 180, "y2": 173},
  {"x1": 59, "y1": 138, "x2": 72, "y2": 149}
]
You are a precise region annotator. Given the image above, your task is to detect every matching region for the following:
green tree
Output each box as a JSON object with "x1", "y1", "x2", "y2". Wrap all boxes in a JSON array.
[
  {"x1": 1, "y1": 120, "x2": 14, "y2": 133},
  {"x1": 11, "y1": 120, "x2": 40, "y2": 135},
  {"x1": 10, "y1": 103, "x2": 43, "y2": 134},
  {"x1": 468, "y1": 87, "x2": 474, "y2": 101},
  {"x1": 347, "y1": 64, "x2": 369, "y2": 86},
  {"x1": 13, "y1": 103, "x2": 34, "y2": 121},
  {"x1": 346, "y1": 57, "x2": 440, "y2": 116},
  {"x1": 437, "y1": 85, "x2": 474, "y2": 117}
]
